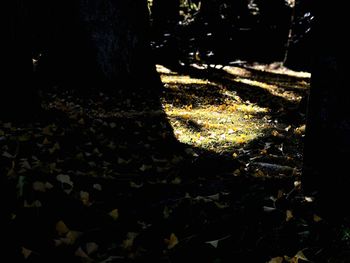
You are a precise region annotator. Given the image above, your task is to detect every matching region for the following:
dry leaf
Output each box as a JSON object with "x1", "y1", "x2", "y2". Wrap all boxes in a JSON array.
[
  {"x1": 268, "y1": 256, "x2": 283, "y2": 263},
  {"x1": 130, "y1": 181, "x2": 143, "y2": 189},
  {"x1": 75, "y1": 247, "x2": 89, "y2": 259},
  {"x1": 86, "y1": 242, "x2": 99, "y2": 255},
  {"x1": 56, "y1": 220, "x2": 69, "y2": 235},
  {"x1": 80, "y1": 191, "x2": 90, "y2": 206},
  {"x1": 42, "y1": 137, "x2": 51, "y2": 145},
  {"x1": 171, "y1": 177, "x2": 181, "y2": 185},
  {"x1": 206, "y1": 239, "x2": 219, "y2": 248},
  {"x1": 165, "y1": 233, "x2": 179, "y2": 249},
  {"x1": 33, "y1": 181, "x2": 46, "y2": 192},
  {"x1": 65, "y1": 231, "x2": 81, "y2": 245},
  {"x1": 122, "y1": 232, "x2": 138, "y2": 250},
  {"x1": 93, "y1": 184, "x2": 102, "y2": 191},
  {"x1": 313, "y1": 214, "x2": 322, "y2": 222},
  {"x1": 286, "y1": 210, "x2": 293, "y2": 222},
  {"x1": 22, "y1": 247, "x2": 32, "y2": 259},
  {"x1": 109, "y1": 209, "x2": 119, "y2": 220}
]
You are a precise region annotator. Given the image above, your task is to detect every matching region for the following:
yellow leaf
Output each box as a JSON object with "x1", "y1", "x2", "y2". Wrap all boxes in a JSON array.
[
  {"x1": 33, "y1": 181, "x2": 46, "y2": 192},
  {"x1": 233, "y1": 169, "x2": 240, "y2": 176},
  {"x1": 109, "y1": 209, "x2": 119, "y2": 220},
  {"x1": 165, "y1": 233, "x2": 179, "y2": 249},
  {"x1": 122, "y1": 232, "x2": 138, "y2": 250},
  {"x1": 80, "y1": 191, "x2": 90, "y2": 206},
  {"x1": 171, "y1": 177, "x2": 181, "y2": 185},
  {"x1": 139, "y1": 164, "x2": 152, "y2": 171},
  {"x1": 56, "y1": 220, "x2": 69, "y2": 235},
  {"x1": 260, "y1": 149, "x2": 268, "y2": 155},
  {"x1": 254, "y1": 170, "x2": 265, "y2": 177},
  {"x1": 313, "y1": 214, "x2": 322, "y2": 222},
  {"x1": 65, "y1": 230, "x2": 81, "y2": 245},
  {"x1": 78, "y1": 118, "x2": 85, "y2": 125},
  {"x1": 42, "y1": 137, "x2": 51, "y2": 145},
  {"x1": 286, "y1": 210, "x2": 293, "y2": 222},
  {"x1": 268, "y1": 256, "x2": 283, "y2": 263},
  {"x1": 271, "y1": 130, "x2": 280, "y2": 137},
  {"x1": 22, "y1": 247, "x2": 32, "y2": 259}
]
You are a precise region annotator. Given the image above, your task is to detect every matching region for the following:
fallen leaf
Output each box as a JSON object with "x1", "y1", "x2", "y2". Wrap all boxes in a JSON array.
[
  {"x1": 42, "y1": 137, "x2": 51, "y2": 145},
  {"x1": 163, "y1": 206, "x2": 172, "y2": 219},
  {"x1": 139, "y1": 164, "x2": 152, "y2": 171},
  {"x1": 165, "y1": 233, "x2": 179, "y2": 249},
  {"x1": 263, "y1": 206, "x2": 277, "y2": 213},
  {"x1": 56, "y1": 220, "x2": 69, "y2": 235},
  {"x1": 268, "y1": 256, "x2": 283, "y2": 263},
  {"x1": 130, "y1": 181, "x2": 143, "y2": 188},
  {"x1": 109, "y1": 209, "x2": 119, "y2": 220},
  {"x1": 313, "y1": 214, "x2": 322, "y2": 222},
  {"x1": 24, "y1": 200, "x2": 42, "y2": 208},
  {"x1": 86, "y1": 242, "x2": 99, "y2": 255},
  {"x1": 75, "y1": 247, "x2": 89, "y2": 259},
  {"x1": 206, "y1": 239, "x2": 219, "y2": 248},
  {"x1": 49, "y1": 142, "x2": 60, "y2": 154},
  {"x1": 93, "y1": 184, "x2": 102, "y2": 191},
  {"x1": 286, "y1": 210, "x2": 293, "y2": 222},
  {"x1": 65, "y1": 230, "x2": 81, "y2": 245},
  {"x1": 42, "y1": 126, "x2": 53, "y2": 136},
  {"x1": 22, "y1": 247, "x2": 32, "y2": 259},
  {"x1": 122, "y1": 232, "x2": 138, "y2": 250},
  {"x1": 56, "y1": 174, "x2": 73, "y2": 186},
  {"x1": 2, "y1": 152, "x2": 14, "y2": 158},
  {"x1": 80, "y1": 191, "x2": 90, "y2": 206},
  {"x1": 233, "y1": 169, "x2": 240, "y2": 176},
  {"x1": 78, "y1": 118, "x2": 85, "y2": 125},
  {"x1": 171, "y1": 177, "x2": 181, "y2": 185},
  {"x1": 33, "y1": 181, "x2": 46, "y2": 192}
]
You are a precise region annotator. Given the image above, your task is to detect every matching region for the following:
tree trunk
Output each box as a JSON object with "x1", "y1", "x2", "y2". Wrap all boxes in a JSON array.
[
  {"x1": 40, "y1": 0, "x2": 162, "y2": 105},
  {"x1": 302, "y1": 2, "x2": 347, "y2": 218},
  {"x1": 0, "y1": 1, "x2": 38, "y2": 120},
  {"x1": 151, "y1": 0, "x2": 179, "y2": 36}
]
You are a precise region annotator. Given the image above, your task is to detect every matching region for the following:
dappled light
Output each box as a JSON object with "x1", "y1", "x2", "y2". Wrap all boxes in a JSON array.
[
  {"x1": 4, "y1": 0, "x2": 348, "y2": 262},
  {"x1": 158, "y1": 64, "x2": 269, "y2": 152},
  {"x1": 158, "y1": 63, "x2": 307, "y2": 156}
]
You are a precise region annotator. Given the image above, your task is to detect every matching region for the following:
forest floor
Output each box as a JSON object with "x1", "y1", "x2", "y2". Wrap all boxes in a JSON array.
[{"x1": 2, "y1": 63, "x2": 350, "y2": 262}]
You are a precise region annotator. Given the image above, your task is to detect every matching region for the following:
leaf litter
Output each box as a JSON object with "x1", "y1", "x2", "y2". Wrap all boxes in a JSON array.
[{"x1": 1, "y1": 63, "x2": 347, "y2": 262}]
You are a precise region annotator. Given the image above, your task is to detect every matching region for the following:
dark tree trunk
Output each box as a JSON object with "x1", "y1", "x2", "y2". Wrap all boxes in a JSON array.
[
  {"x1": 302, "y1": 2, "x2": 348, "y2": 218},
  {"x1": 0, "y1": 1, "x2": 38, "y2": 120},
  {"x1": 151, "y1": 0, "x2": 179, "y2": 35},
  {"x1": 39, "y1": 0, "x2": 162, "y2": 105}
]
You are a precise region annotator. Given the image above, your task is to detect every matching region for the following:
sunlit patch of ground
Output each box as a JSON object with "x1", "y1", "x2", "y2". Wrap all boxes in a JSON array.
[
  {"x1": 159, "y1": 65, "x2": 272, "y2": 153},
  {"x1": 165, "y1": 105, "x2": 268, "y2": 153},
  {"x1": 158, "y1": 63, "x2": 310, "y2": 155}
]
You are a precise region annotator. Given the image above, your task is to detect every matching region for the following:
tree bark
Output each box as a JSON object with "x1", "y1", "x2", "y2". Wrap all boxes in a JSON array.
[
  {"x1": 302, "y1": 2, "x2": 348, "y2": 218},
  {"x1": 0, "y1": 1, "x2": 38, "y2": 120},
  {"x1": 40, "y1": 0, "x2": 162, "y2": 104}
]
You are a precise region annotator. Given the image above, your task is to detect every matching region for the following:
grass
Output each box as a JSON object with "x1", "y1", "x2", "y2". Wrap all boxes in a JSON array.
[{"x1": 158, "y1": 64, "x2": 303, "y2": 154}]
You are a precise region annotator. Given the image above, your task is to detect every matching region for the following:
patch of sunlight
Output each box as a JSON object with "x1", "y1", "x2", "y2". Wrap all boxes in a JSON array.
[
  {"x1": 156, "y1": 64, "x2": 177, "y2": 75},
  {"x1": 223, "y1": 66, "x2": 252, "y2": 78},
  {"x1": 248, "y1": 63, "x2": 311, "y2": 79},
  {"x1": 234, "y1": 77, "x2": 302, "y2": 102},
  {"x1": 164, "y1": 105, "x2": 268, "y2": 153},
  {"x1": 161, "y1": 75, "x2": 213, "y2": 85}
]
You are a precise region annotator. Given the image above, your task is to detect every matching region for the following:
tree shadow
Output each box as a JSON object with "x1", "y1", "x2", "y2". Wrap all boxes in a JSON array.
[{"x1": 163, "y1": 64, "x2": 307, "y2": 116}]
